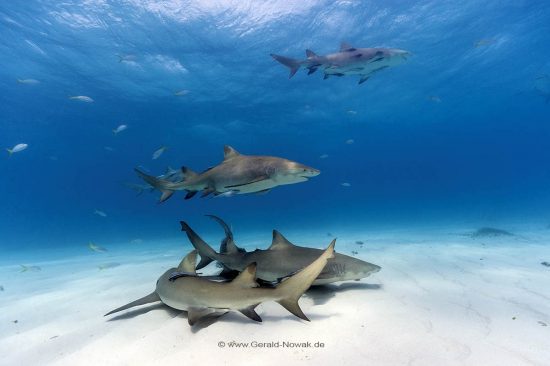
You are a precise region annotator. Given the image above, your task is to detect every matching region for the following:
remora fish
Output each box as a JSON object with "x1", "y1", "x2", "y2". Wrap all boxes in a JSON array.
[
  {"x1": 271, "y1": 42, "x2": 410, "y2": 84},
  {"x1": 135, "y1": 145, "x2": 320, "y2": 203},
  {"x1": 105, "y1": 243, "x2": 335, "y2": 325},
  {"x1": 113, "y1": 124, "x2": 128, "y2": 134},
  {"x1": 182, "y1": 216, "x2": 381, "y2": 286}
]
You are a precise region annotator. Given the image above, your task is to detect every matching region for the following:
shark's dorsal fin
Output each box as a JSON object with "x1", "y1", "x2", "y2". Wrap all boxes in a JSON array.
[
  {"x1": 231, "y1": 262, "x2": 259, "y2": 288},
  {"x1": 305, "y1": 49, "x2": 317, "y2": 58},
  {"x1": 269, "y1": 230, "x2": 297, "y2": 250},
  {"x1": 340, "y1": 42, "x2": 355, "y2": 51},
  {"x1": 176, "y1": 250, "x2": 198, "y2": 273},
  {"x1": 223, "y1": 145, "x2": 240, "y2": 160}
]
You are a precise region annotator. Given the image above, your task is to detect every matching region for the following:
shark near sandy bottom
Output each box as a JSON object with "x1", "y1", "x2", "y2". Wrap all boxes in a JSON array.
[
  {"x1": 271, "y1": 42, "x2": 410, "y2": 84},
  {"x1": 105, "y1": 242, "x2": 335, "y2": 326},
  {"x1": 135, "y1": 145, "x2": 320, "y2": 203},
  {"x1": 183, "y1": 215, "x2": 381, "y2": 286}
]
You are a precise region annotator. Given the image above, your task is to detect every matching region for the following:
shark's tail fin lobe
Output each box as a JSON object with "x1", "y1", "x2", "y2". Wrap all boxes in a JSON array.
[
  {"x1": 19, "y1": 265, "x2": 27, "y2": 272},
  {"x1": 6, "y1": 148, "x2": 13, "y2": 156},
  {"x1": 275, "y1": 239, "x2": 336, "y2": 321},
  {"x1": 134, "y1": 168, "x2": 176, "y2": 203},
  {"x1": 205, "y1": 214, "x2": 244, "y2": 254},
  {"x1": 180, "y1": 221, "x2": 218, "y2": 269},
  {"x1": 270, "y1": 54, "x2": 301, "y2": 78},
  {"x1": 104, "y1": 292, "x2": 160, "y2": 316}
]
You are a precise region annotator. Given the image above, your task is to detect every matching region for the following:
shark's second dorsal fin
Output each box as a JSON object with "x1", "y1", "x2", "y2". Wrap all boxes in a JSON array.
[
  {"x1": 223, "y1": 145, "x2": 240, "y2": 161},
  {"x1": 340, "y1": 42, "x2": 355, "y2": 52},
  {"x1": 177, "y1": 250, "x2": 198, "y2": 273},
  {"x1": 305, "y1": 49, "x2": 317, "y2": 58},
  {"x1": 268, "y1": 230, "x2": 297, "y2": 250},
  {"x1": 231, "y1": 263, "x2": 259, "y2": 288}
]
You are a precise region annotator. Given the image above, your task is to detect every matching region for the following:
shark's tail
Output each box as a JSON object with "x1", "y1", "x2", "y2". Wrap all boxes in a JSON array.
[
  {"x1": 104, "y1": 292, "x2": 161, "y2": 316},
  {"x1": 180, "y1": 221, "x2": 220, "y2": 269},
  {"x1": 275, "y1": 239, "x2": 335, "y2": 321},
  {"x1": 270, "y1": 54, "x2": 302, "y2": 78},
  {"x1": 205, "y1": 215, "x2": 245, "y2": 254},
  {"x1": 6, "y1": 148, "x2": 13, "y2": 156}
]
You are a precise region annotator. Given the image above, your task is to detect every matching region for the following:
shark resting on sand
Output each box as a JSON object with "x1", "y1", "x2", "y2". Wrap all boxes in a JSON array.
[
  {"x1": 135, "y1": 145, "x2": 320, "y2": 203},
  {"x1": 271, "y1": 42, "x2": 410, "y2": 84},
  {"x1": 105, "y1": 243, "x2": 335, "y2": 326},
  {"x1": 183, "y1": 216, "x2": 381, "y2": 286}
]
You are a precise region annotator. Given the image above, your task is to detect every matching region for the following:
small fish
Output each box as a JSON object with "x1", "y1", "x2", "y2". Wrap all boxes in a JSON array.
[
  {"x1": 351, "y1": 251, "x2": 359, "y2": 255},
  {"x1": 428, "y1": 95, "x2": 441, "y2": 103},
  {"x1": 346, "y1": 110, "x2": 357, "y2": 115},
  {"x1": 474, "y1": 39, "x2": 495, "y2": 48},
  {"x1": 541, "y1": 261, "x2": 550, "y2": 268},
  {"x1": 326, "y1": 232, "x2": 332, "y2": 237},
  {"x1": 355, "y1": 240, "x2": 364, "y2": 245},
  {"x1": 94, "y1": 209, "x2": 107, "y2": 217},
  {"x1": 98, "y1": 262, "x2": 121, "y2": 270},
  {"x1": 0, "y1": 285, "x2": 4, "y2": 291},
  {"x1": 345, "y1": 139, "x2": 354, "y2": 145},
  {"x1": 123, "y1": 182, "x2": 154, "y2": 196},
  {"x1": 117, "y1": 53, "x2": 136, "y2": 63},
  {"x1": 341, "y1": 182, "x2": 351, "y2": 187},
  {"x1": 113, "y1": 124, "x2": 127, "y2": 135},
  {"x1": 104, "y1": 146, "x2": 115, "y2": 152},
  {"x1": 174, "y1": 89, "x2": 190, "y2": 96},
  {"x1": 152, "y1": 146, "x2": 167, "y2": 160},
  {"x1": 6, "y1": 143, "x2": 28, "y2": 156},
  {"x1": 20, "y1": 265, "x2": 41, "y2": 272},
  {"x1": 88, "y1": 242, "x2": 107, "y2": 253},
  {"x1": 17, "y1": 78, "x2": 40, "y2": 85},
  {"x1": 130, "y1": 238, "x2": 143, "y2": 244},
  {"x1": 538, "y1": 321, "x2": 548, "y2": 327},
  {"x1": 69, "y1": 96, "x2": 94, "y2": 103},
  {"x1": 319, "y1": 154, "x2": 329, "y2": 159}
]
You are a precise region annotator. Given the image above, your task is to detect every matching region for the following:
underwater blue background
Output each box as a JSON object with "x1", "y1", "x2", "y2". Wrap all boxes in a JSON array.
[{"x1": 1, "y1": 0, "x2": 549, "y2": 251}]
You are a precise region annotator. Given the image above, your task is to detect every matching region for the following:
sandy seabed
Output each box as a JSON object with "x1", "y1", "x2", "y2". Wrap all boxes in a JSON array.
[{"x1": 1, "y1": 229, "x2": 549, "y2": 366}]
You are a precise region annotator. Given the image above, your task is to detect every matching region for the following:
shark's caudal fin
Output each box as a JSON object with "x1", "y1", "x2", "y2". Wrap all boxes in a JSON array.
[
  {"x1": 275, "y1": 240, "x2": 335, "y2": 321},
  {"x1": 6, "y1": 149, "x2": 13, "y2": 156},
  {"x1": 180, "y1": 221, "x2": 219, "y2": 269},
  {"x1": 205, "y1": 215, "x2": 245, "y2": 254},
  {"x1": 104, "y1": 292, "x2": 161, "y2": 316},
  {"x1": 134, "y1": 168, "x2": 176, "y2": 203},
  {"x1": 270, "y1": 54, "x2": 301, "y2": 78}
]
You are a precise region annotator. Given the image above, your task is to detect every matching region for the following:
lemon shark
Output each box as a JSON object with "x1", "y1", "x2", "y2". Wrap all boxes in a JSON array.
[
  {"x1": 271, "y1": 42, "x2": 410, "y2": 84},
  {"x1": 135, "y1": 145, "x2": 320, "y2": 203},
  {"x1": 105, "y1": 243, "x2": 335, "y2": 325},
  {"x1": 182, "y1": 216, "x2": 381, "y2": 286}
]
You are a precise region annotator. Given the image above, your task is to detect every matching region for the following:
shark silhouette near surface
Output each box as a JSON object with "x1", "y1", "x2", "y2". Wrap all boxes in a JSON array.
[{"x1": 271, "y1": 42, "x2": 410, "y2": 84}]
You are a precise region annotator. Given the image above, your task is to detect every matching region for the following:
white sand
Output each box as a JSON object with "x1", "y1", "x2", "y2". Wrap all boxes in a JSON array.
[{"x1": 1, "y1": 230, "x2": 549, "y2": 366}]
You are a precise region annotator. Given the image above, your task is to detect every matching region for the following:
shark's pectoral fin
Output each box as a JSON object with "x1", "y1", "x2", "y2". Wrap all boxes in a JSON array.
[
  {"x1": 239, "y1": 304, "x2": 262, "y2": 322},
  {"x1": 323, "y1": 74, "x2": 330, "y2": 80},
  {"x1": 184, "y1": 190, "x2": 197, "y2": 200},
  {"x1": 358, "y1": 75, "x2": 370, "y2": 84},
  {"x1": 307, "y1": 67, "x2": 318, "y2": 75},
  {"x1": 187, "y1": 307, "x2": 221, "y2": 326},
  {"x1": 224, "y1": 175, "x2": 269, "y2": 189}
]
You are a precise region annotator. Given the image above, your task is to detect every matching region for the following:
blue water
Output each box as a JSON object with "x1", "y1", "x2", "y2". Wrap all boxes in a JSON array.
[{"x1": 1, "y1": 1, "x2": 550, "y2": 252}]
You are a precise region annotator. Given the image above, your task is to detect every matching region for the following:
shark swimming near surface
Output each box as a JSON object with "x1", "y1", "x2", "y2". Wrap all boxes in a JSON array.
[
  {"x1": 135, "y1": 145, "x2": 320, "y2": 203},
  {"x1": 271, "y1": 42, "x2": 410, "y2": 84},
  {"x1": 105, "y1": 243, "x2": 335, "y2": 325},
  {"x1": 182, "y1": 216, "x2": 381, "y2": 286}
]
